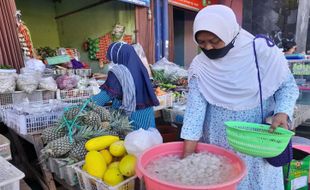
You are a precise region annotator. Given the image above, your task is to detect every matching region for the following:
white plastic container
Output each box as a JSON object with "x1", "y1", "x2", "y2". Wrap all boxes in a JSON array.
[
  {"x1": 0, "y1": 135, "x2": 11, "y2": 160},
  {"x1": 0, "y1": 156, "x2": 25, "y2": 190},
  {"x1": 154, "y1": 93, "x2": 173, "y2": 111}
]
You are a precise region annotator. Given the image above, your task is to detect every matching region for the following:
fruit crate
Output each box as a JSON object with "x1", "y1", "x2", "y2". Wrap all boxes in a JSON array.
[
  {"x1": 154, "y1": 93, "x2": 173, "y2": 111},
  {"x1": 74, "y1": 161, "x2": 136, "y2": 190},
  {"x1": 0, "y1": 134, "x2": 11, "y2": 160},
  {"x1": 3, "y1": 109, "x2": 64, "y2": 135},
  {"x1": 56, "y1": 89, "x2": 94, "y2": 104},
  {"x1": 0, "y1": 156, "x2": 25, "y2": 190}
]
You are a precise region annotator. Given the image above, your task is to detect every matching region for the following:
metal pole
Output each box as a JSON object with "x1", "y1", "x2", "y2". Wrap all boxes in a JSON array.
[
  {"x1": 162, "y1": 0, "x2": 169, "y2": 58},
  {"x1": 295, "y1": 0, "x2": 310, "y2": 53},
  {"x1": 154, "y1": 0, "x2": 162, "y2": 61}
]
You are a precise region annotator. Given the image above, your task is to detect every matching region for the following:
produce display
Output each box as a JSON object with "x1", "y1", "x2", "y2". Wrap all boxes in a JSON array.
[{"x1": 40, "y1": 100, "x2": 133, "y2": 163}]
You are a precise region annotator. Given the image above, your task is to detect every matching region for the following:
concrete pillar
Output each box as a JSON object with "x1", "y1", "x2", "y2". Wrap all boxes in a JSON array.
[{"x1": 295, "y1": 0, "x2": 310, "y2": 53}]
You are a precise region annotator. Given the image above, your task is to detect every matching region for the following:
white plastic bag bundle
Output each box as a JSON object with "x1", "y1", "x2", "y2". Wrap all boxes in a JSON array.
[
  {"x1": 124, "y1": 128, "x2": 163, "y2": 157},
  {"x1": 24, "y1": 58, "x2": 46, "y2": 73},
  {"x1": 39, "y1": 77, "x2": 57, "y2": 91},
  {"x1": 0, "y1": 75, "x2": 16, "y2": 93},
  {"x1": 16, "y1": 74, "x2": 40, "y2": 93}
]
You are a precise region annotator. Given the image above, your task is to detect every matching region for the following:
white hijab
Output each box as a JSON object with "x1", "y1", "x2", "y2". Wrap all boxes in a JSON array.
[{"x1": 189, "y1": 5, "x2": 290, "y2": 111}]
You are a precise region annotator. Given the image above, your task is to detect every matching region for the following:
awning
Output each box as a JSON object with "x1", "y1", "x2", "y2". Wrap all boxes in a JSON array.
[
  {"x1": 169, "y1": 0, "x2": 218, "y2": 11},
  {"x1": 119, "y1": 0, "x2": 150, "y2": 7}
]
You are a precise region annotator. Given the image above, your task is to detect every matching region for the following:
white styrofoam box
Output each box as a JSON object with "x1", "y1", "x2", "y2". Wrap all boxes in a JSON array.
[
  {"x1": 74, "y1": 161, "x2": 136, "y2": 190},
  {"x1": 162, "y1": 108, "x2": 185, "y2": 124},
  {"x1": 154, "y1": 93, "x2": 173, "y2": 111},
  {"x1": 0, "y1": 135, "x2": 11, "y2": 160},
  {"x1": 0, "y1": 156, "x2": 24, "y2": 190}
]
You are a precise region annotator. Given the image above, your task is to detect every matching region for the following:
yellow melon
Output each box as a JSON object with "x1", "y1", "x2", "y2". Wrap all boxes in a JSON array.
[{"x1": 119, "y1": 154, "x2": 136, "y2": 177}]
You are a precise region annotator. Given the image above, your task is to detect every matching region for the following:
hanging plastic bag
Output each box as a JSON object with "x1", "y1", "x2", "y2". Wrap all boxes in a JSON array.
[
  {"x1": 132, "y1": 43, "x2": 152, "y2": 78},
  {"x1": 124, "y1": 128, "x2": 163, "y2": 157},
  {"x1": 152, "y1": 57, "x2": 187, "y2": 82}
]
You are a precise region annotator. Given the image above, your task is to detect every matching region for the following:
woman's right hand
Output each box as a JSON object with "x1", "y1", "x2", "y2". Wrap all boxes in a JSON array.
[{"x1": 183, "y1": 140, "x2": 198, "y2": 158}]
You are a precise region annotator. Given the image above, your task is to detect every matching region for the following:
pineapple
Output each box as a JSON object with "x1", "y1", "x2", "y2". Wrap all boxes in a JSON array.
[
  {"x1": 64, "y1": 106, "x2": 84, "y2": 120},
  {"x1": 68, "y1": 140, "x2": 87, "y2": 162},
  {"x1": 82, "y1": 111, "x2": 101, "y2": 128},
  {"x1": 41, "y1": 126, "x2": 66, "y2": 144},
  {"x1": 101, "y1": 121, "x2": 110, "y2": 129},
  {"x1": 87, "y1": 102, "x2": 111, "y2": 121},
  {"x1": 108, "y1": 110, "x2": 133, "y2": 138},
  {"x1": 40, "y1": 136, "x2": 74, "y2": 161}
]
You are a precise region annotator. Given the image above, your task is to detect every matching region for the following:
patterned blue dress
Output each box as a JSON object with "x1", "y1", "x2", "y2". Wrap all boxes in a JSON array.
[
  {"x1": 92, "y1": 90, "x2": 156, "y2": 130},
  {"x1": 181, "y1": 74, "x2": 299, "y2": 190}
]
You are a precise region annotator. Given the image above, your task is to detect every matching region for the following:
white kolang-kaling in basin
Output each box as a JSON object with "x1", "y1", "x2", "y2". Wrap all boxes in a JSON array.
[{"x1": 145, "y1": 152, "x2": 235, "y2": 186}]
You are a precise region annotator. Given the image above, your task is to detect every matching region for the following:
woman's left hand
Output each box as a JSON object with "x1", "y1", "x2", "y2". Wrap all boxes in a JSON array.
[{"x1": 269, "y1": 113, "x2": 289, "y2": 132}]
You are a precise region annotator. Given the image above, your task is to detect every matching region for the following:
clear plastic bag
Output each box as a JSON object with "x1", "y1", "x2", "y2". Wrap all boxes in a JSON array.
[
  {"x1": 124, "y1": 128, "x2": 163, "y2": 157},
  {"x1": 24, "y1": 58, "x2": 46, "y2": 73},
  {"x1": 16, "y1": 73, "x2": 40, "y2": 93},
  {"x1": 152, "y1": 58, "x2": 187, "y2": 81},
  {"x1": 39, "y1": 77, "x2": 57, "y2": 91},
  {"x1": 133, "y1": 43, "x2": 152, "y2": 77},
  {"x1": 56, "y1": 75, "x2": 78, "y2": 90}
]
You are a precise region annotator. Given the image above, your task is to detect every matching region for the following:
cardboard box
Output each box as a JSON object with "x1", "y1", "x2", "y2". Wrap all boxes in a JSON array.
[{"x1": 283, "y1": 148, "x2": 310, "y2": 190}]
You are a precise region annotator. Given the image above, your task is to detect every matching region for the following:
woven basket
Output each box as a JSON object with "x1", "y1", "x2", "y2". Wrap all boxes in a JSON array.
[{"x1": 225, "y1": 121, "x2": 295, "y2": 158}]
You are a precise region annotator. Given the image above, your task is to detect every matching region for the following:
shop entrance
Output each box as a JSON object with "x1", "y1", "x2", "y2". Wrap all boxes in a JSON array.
[{"x1": 171, "y1": 7, "x2": 198, "y2": 68}]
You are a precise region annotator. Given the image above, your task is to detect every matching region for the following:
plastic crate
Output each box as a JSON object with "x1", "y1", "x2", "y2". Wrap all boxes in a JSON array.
[
  {"x1": 154, "y1": 93, "x2": 173, "y2": 111},
  {"x1": 0, "y1": 156, "x2": 25, "y2": 190},
  {"x1": 47, "y1": 158, "x2": 78, "y2": 186},
  {"x1": 0, "y1": 90, "x2": 56, "y2": 107},
  {"x1": 74, "y1": 161, "x2": 136, "y2": 190},
  {"x1": 46, "y1": 158, "x2": 55, "y2": 173},
  {"x1": 57, "y1": 89, "x2": 94, "y2": 101},
  {"x1": 75, "y1": 69, "x2": 92, "y2": 77},
  {"x1": 0, "y1": 135, "x2": 11, "y2": 160},
  {"x1": 4, "y1": 109, "x2": 64, "y2": 135}
]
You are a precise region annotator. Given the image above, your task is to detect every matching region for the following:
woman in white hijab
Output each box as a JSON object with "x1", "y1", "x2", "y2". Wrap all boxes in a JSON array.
[{"x1": 181, "y1": 5, "x2": 299, "y2": 190}]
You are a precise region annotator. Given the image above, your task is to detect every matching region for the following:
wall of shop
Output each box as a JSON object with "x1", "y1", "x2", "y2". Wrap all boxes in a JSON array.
[
  {"x1": 55, "y1": 0, "x2": 136, "y2": 72},
  {"x1": 15, "y1": 0, "x2": 60, "y2": 49},
  {"x1": 220, "y1": 0, "x2": 243, "y2": 25}
]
